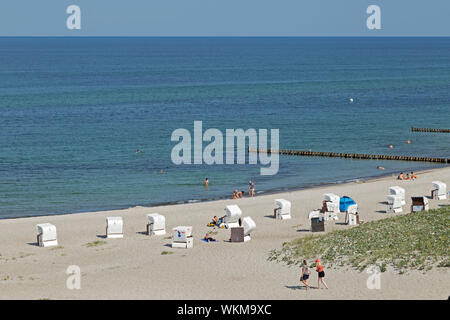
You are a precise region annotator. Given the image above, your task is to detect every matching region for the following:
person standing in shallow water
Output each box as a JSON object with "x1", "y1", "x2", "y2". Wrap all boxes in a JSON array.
[
  {"x1": 248, "y1": 180, "x2": 255, "y2": 197},
  {"x1": 203, "y1": 178, "x2": 209, "y2": 188},
  {"x1": 300, "y1": 260, "x2": 311, "y2": 290},
  {"x1": 315, "y1": 259, "x2": 328, "y2": 289}
]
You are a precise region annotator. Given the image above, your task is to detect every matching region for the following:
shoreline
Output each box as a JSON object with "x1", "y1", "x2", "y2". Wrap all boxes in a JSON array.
[
  {"x1": 0, "y1": 165, "x2": 448, "y2": 299},
  {"x1": 2, "y1": 164, "x2": 447, "y2": 221}
]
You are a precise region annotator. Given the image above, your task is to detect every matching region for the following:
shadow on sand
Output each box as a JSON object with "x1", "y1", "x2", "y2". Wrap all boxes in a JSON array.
[{"x1": 285, "y1": 285, "x2": 318, "y2": 290}]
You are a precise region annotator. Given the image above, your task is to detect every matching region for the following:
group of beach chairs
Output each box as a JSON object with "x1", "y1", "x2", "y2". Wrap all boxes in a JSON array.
[
  {"x1": 308, "y1": 193, "x2": 361, "y2": 232},
  {"x1": 35, "y1": 208, "x2": 257, "y2": 248},
  {"x1": 308, "y1": 180, "x2": 447, "y2": 232},
  {"x1": 386, "y1": 180, "x2": 447, "y2": 214},
  {"x1": 35, "y1": 181, "x2": 447, "y2": 247}
]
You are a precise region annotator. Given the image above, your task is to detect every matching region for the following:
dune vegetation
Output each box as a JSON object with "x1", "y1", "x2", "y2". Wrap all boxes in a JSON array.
[{"x1": 269, "y1": 206, "x2": 450, "y2": 274}]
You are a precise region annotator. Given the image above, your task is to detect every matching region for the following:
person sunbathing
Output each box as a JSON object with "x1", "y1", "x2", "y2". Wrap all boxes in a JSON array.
[
  {"x1": 232, "y1": 190, "x2": 239, "y2": 199},
  {"x1": 204, "y1": 233, "x2": 216, "y2": 242},
  {"x1": 397, "y1": 172, "x2": 405, "y2": 180},
  {"x1": 410, "y1": 171, "x2": 417, "y2": 180}
]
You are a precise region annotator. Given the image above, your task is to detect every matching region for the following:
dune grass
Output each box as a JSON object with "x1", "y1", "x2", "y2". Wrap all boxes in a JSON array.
[
  {"x1": 268, "y1": 206, "x2": 449, "y2": 274},
  {"x1": 85, "y1": 240, "x2": 107, "y2": 248}
]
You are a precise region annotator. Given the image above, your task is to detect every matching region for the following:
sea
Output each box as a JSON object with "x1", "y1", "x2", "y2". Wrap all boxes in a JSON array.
[{"x1": 0, "y1": 37, "x2": 449, "y2": 219}]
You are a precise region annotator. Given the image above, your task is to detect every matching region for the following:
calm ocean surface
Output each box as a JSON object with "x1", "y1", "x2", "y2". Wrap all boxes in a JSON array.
[{"x1": 0, "y1": 37, "x2": 449, "y2": 219}]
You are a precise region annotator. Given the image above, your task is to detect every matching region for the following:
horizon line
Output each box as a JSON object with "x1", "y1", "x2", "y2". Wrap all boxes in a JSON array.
[{"x1": 1, "y1": 35, "x2": 449, "y2": 38}]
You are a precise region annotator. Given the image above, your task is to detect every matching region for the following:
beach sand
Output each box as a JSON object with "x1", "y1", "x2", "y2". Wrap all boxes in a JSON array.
[{"x1": 0, "y1": 167, "x2": 449, "y2": 300}]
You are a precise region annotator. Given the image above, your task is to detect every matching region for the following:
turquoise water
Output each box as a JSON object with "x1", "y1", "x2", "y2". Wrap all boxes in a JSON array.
[{"x1": 0, "y1": 37, "x2": 449, "y2": 219}]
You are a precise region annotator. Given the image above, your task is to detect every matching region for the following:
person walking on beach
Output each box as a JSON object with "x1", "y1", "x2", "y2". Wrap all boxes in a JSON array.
[
  {"x1": 300, "y1": 260, "x2": 311, "y2": 290},
  {"x1": 315, "y1": 259, "x2": 328, "y2": 289}
]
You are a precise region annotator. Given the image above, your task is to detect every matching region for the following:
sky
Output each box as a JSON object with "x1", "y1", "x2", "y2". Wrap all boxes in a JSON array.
[{"x1": 0, "y1": 0, "x2": 449, "y2": 36}]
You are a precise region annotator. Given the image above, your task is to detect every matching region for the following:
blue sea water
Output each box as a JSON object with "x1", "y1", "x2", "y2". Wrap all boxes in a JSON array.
[{"x1": 0, "y1": 37, "x2": 449, "y2": 219}]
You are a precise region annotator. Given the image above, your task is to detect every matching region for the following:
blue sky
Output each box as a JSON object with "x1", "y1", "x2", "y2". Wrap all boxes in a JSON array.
[{"x1": 0, "y1": 0, "x2": 449, "y2": 36}]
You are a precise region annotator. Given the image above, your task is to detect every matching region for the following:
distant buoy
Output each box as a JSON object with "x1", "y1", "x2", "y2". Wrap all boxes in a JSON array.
[{"x1": 349, "y1": 98, "x2": 354, "y2": 103}]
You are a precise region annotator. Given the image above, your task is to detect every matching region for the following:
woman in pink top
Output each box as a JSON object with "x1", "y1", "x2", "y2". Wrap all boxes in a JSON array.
[{"x1": 316, "y1": 259, "x2": 329, "y2": 289}]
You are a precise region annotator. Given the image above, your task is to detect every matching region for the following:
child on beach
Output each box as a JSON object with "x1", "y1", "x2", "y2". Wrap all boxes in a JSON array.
[
  {"x1": 315, "y1": 259, "x2": 328, "y2": 289},
  {"x1": 300, "y1": 260, "x2": 311, "y2": 290}
]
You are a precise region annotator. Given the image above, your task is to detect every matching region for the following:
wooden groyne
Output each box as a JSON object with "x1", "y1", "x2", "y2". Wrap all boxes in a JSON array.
[
  {"x1": 249, "y1": 148, "x2": 449, "y2": 164},
  {"x1": 411, "y1": 126, "x2": 450, "y2": 133}
]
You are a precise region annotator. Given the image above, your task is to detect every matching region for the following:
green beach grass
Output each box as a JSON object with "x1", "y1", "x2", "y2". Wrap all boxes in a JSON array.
[
  {"x1": 85, "y1": 240, "x2": 107, "y2": 248},
  {"x1": 268, "y1": 206, "x2": 449, "y2": 274}
]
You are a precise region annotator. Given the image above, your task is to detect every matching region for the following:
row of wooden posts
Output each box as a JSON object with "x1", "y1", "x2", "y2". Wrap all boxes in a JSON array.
[
  {"x1": 411, "y1": 127, "x2": 450, "y2": 133},
  {"x1": 249, "y1": 148, "x2": 449, "y2": 164}
]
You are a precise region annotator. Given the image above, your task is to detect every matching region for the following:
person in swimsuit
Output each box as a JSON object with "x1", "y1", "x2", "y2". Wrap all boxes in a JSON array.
[
  {"x1": 315, "y1": 259, "x2": 328, "y2": 289},
  {"x1": 320, "y1": 200, "x2": 327, "y2": 214},
  {"x1": 204, "y1": 233, "x2": 216, "y2": 242},
  {"x1": 410, "y1": 171, "x2": 417, "y2": 180},
  {"x1": 300, "y1": 260, "x2": 311, "y2": 290},
  {"x1": 249, "y1": 181, "x2": 255, "y2": 197}
]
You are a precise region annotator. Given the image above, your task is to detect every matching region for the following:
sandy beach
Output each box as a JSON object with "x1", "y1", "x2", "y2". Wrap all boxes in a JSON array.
[{"x1": 0, "y1": 167, "x2": 449, "y2": 300}]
